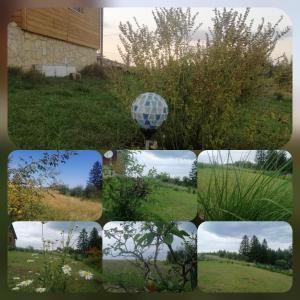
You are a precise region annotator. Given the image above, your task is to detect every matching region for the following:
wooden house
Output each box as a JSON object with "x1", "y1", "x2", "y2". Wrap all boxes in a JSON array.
[
  {"x1": 8, "y1": 223, "x2": 17, "y2": 249},
  {"x1": 8, "y1": 8, "x2": 103, "y2": 72}
]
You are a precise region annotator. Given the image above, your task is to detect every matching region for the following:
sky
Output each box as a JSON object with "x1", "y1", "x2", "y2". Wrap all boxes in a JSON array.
[
  {"x1": 197, "y1": 150, "x2": 291, "y2": 164},
  {"x1": 13, "y1": 222, "x2": 102, "y2": 250},
  {"x1": 103, "y1": 7, "x2": 292, "y2": 62},
  {"x1": 198, "y1": 150, "x2": 257, "y2": 164},
  {"x1": 132, "y1": 150, "x2": 196, "y2": 178},
  {"x1": 103, "y1": 221, "x2": 197, "y2": 261},
  {"x1": 9, "y1": 150, "x2": 102, "y2": 188},
  {"x1": 198, "y1": 222, "x2": 292, "y2": 253}
]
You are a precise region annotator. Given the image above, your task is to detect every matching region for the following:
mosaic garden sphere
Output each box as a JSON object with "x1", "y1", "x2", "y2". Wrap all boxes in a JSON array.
[{"x1": 131, "y1": 93, "x2": 168, "y2": 130}]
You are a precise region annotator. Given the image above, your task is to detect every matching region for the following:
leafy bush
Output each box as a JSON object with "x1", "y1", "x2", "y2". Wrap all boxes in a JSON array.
[
  {"x1": 110, "y1": 8, "x2": 290, "y2": 149},
  {"x1": 103, "y1": 176, "x2": 151, "y2": 220}
]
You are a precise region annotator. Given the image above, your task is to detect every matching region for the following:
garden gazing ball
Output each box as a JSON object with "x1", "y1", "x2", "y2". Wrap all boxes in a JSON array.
[{"x1": 131, "y1": 93, "x2": 168, "y2": 130}]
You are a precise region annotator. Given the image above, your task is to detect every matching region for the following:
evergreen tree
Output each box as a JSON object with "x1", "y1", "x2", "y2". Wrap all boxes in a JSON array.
[
  {"x1": 77, "y1": 228, "x2": 89, "y2": 254},
  {"x1": 88, "y1": 161, "x2": 103, "y2": 191},
  {"x1": 239, "y1": 235, "x2": 250, "y2": 258},
  {"x1": 249, "y1": 235, "x2": 261, "y2": 262},
  {"x1": 255, "y1": 150, "x2": 267, "y2": 169},
  {"x1": 189, "y1": 159, "x2": 198, "y2": 188},
  {"x1": 88, "y1": 227, "x2": 102, "y2": 250}
]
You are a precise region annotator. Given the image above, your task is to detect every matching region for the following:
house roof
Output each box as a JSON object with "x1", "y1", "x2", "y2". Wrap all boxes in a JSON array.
[{"x1": 9, "y1": 224, "x2": 17, "y2": 240}]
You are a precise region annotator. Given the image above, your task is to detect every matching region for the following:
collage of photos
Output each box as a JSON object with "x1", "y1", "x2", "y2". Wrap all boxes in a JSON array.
[{"x1": 3, "y1": 3, "x2": 295, "y2": 297}]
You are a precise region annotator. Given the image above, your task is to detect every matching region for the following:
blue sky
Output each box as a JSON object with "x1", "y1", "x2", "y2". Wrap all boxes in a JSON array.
[{"x1": 9, "y1": 150, "x2": 102, "y2": 188}]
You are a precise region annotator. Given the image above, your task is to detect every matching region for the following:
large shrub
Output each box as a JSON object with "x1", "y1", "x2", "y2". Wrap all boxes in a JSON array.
[{"x1": 111, "y1": 8, "x2": 290, "y2": 149}]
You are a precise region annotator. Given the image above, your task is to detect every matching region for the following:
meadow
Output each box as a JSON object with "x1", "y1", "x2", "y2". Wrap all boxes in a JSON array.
[
  {"x1": 41, "y1": 190, "x2": 102, "y2": 220},
  {"x1": 198, "y1": 256, "x2": 292, "y2": 293},
  {"x1": 8, "y1": 68, "x2": 291, "y2": 149},
  {"x1": 8, "y1": 250, "x2": 102, "y2": 293},
  {"x1": 103, "y1": 260, "x2": 193, "y2": 292},
  {"x1": 197, "y1": 166, "x2": 292, "y2": 220},
  {"x1": 139, "y1": 183, "x2": 197, "y2": 221}
]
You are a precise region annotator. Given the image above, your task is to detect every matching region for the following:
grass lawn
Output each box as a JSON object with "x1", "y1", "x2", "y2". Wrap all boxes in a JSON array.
[
  {"x1": 8, "y1": 250, "x2": 102, "y2": 293},
  {"x1": 103, "y1": 259, "x2": 193, "y2": 292},
  {"x1": 8, "y1": 71, "x2": 292, "y2": 149},
  {"x1": 198, "y1": 259, "x2": 292, "y2": 293},
  {"x1": 139, "y1": 183, "x2": 197, "y2": 221},
  {"x1": 41, "y1": 190, "x2": 102, "y2": 221},
  {"x1": 8, "y1": 73, "x2": 142, "y2": 149},
  {"x1": 197, "y1": 167, "x2": 292, "y2": 220}
]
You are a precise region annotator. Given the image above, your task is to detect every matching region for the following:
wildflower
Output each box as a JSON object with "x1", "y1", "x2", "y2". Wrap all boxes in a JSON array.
[
  {"x1": 62, "y1": 265, "x2": 72, "y2": 276},
  {"x1": 36, "y1": 287, "x2": 46, "y2": 293},
  {"x1": 17, "y1": 280, "x2": 33, "y2": 287},
  {"x1": 79, "y1": 270, "x2": 93, "y2": 280},
  {"x1": 28, "y1": 271, "x2": 33, "y2": 274},
  {"x1": 12, "y1": 286, "x2": 20, "y2": 291},
  {"x1": 13, "y1": 277, "x2": 20, "y2": 280},
  {"x1": 26, "y1": 259, "x2": 34, "y2": 263}
]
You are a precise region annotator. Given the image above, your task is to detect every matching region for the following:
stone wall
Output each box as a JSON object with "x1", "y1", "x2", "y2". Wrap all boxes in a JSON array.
[{"x1": 8, "y1": 22, "x2": 97, "y2": 71}]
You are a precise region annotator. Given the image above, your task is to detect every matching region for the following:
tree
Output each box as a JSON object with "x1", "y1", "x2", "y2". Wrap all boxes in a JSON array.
[
  {"x1": 239, "y1": 235, "x2": 250, "y2": 258},
  {"x1": 249, "y1": 235, "x2": 261, "y2": 262},
  {"x1": 189, "y1": 159, "x2": 198, "y2": 188},
  {"x1": 113, "y1": 8, "x2": 290, "y2": 149},
  {"x1": 104, "y1": 222, "x2": 196, "y2": 292},
  {"x1": 77, "y1": 229, "x2": 89, "y2": 254},
  {"x1": 88, "y1": 227, "x2": 102, "y2": 250},
  {"x1": 87, "y1": 161, "x2": 103, "y2": 191}
]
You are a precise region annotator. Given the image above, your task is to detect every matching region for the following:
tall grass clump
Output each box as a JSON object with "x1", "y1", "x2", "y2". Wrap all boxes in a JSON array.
[{"x1": 197, "y1": 151, "x2": 292, "y2": 220}]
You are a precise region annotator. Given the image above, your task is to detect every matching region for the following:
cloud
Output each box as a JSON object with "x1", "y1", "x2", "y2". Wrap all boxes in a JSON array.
[
  {"x1": 103, "y1": 221, "x2": 197, "y2": 260},
  {"x1": 198, "y1": 221, "x2": 292, "y2": 253},
  {"x1": 13, "y1": 222, "x2": 102, "y2": 250},
  {"x1": 133, "y1": 150, "x2": 196, "y2": 178}
]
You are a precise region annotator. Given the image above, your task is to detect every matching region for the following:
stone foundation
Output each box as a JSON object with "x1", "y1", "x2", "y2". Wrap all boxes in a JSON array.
[{"x1": 8, "y1": 22, "x2": 97, "y2": 71}]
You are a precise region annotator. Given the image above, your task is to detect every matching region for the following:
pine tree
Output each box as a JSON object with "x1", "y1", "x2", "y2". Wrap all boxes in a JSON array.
[
  {"x1": 77, "y1": 228, "x2": 89, "y2": 254},
  {"x1": 260, "y1": 238, "x2": 268, "y2": 263},
  {"x1": 189, "y1": 159, "x2": 198, "y2": 188},
  {"x1": 249, "y1": 235, "x2": 261, "y2": 262},
  {"x1": 88, "y1": 227, "x2": 102, "y2": 250},
  {"x1": 88, "y1": 161, "x2": 103, "y2": 191},
  {"x1": 239, "y1": 235, "x2": 250, "y2": 258}
]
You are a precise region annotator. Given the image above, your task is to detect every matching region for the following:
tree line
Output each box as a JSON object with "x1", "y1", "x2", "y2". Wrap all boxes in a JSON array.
[
  {"x1": 53, "y1": 161, "x2": 103, "y2": 199},
  {"x1": 209, "y1": 235, "x2": 292, "y2": 270}
]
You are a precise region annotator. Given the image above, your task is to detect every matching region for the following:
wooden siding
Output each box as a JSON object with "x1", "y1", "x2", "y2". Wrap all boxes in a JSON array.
[{"x1": 9, "y1": 8, "x2": 101, "y2": 49}]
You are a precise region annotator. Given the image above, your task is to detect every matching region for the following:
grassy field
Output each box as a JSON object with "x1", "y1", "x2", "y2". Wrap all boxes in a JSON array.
[
  {"x1": 197, "y1": 167, "x2": 292, "y2": 220},
  {"x1": 8, "y1": 72, "x2": 141, "y2": 149},
  {"x1": 139, "y1": 183, "x2": 197, "y2": 221},
  {"x1": 198, "y1": 258, "x2": 292, "y2": 293},
  {"x1": 8, "y1": 70, "x2": 291, "y2": 149},
  {"x1": 103, "y1": 259, "x2": 193, "y2": 292},
  {"x1": 41, "y1": 190, "x2": 102, "y2": 220},
  {"x1": 8, "y1": 250, "x2": 102, "y2": 293}
]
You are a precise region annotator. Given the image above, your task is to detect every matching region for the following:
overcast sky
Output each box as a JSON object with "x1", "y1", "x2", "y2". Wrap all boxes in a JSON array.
[
  {"x1": 198, "y1": 150, "x2": 291, "y2": 164},
  {"x1": 9, "y1": 150, "x2": 102, "y2": 188},
  {"x1": 103, "y1": 7, "x2": 292, "y2": 62},
  {"x1": 132, "y1": 150, "x2": 196, "y2": 178},
  {"x1": 13, "y1": 222, "x2": 102, "y2": 250},
  {"x1": 103, "y1": 221, "x2": 196, "y2": 261},
  {"x1": 198, "y1": 222, "x2": 292, "y2": 253},
  {"x1": 198, "y1": 150, "x2": 257, "y2": 164}
]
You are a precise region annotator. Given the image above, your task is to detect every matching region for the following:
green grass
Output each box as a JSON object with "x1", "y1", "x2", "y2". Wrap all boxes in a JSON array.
[
  {"x1": 8, "y1": 71, "x2": 142, "y2": 149},
  {"x1": 139, "y1": 183, "x2": 197, "y2": 221},
  {"x1": 198, "y1": 259, "x2": 292, "y2": 293},
  {"x1": 8, "y1": 250, "x2": 102, "y2": 293},
  {"x1": 103, "y1": 259, "x2": 193, "y2": 292},
  {"x1": 8, "y1": 69, "x2": 292, "y2": 149},
  {"x1": 198, "y1": 166, "x2": 292, "y2": 221},
  {"x1": 228, "y1": 97, "x2": 292, "y2": 149}
]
